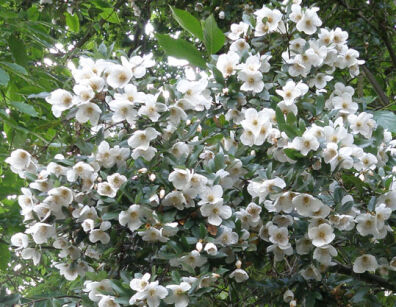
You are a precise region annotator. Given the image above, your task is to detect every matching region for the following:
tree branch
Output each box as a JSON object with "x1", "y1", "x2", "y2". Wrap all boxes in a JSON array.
[
  {"x1": 361, "y1": 65, "x2": 389, "y2": 106},
  {"x1": 67, "y1": 0, "x2": 125, "y2": 58},
  {"x1": 333, "y1": 261, "x2": 396, "y2": 292}
]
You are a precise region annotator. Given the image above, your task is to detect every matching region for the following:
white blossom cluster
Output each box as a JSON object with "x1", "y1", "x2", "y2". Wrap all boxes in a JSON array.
[{"x1": 6, "y1": 0, "x2": 396, "y2": 306}]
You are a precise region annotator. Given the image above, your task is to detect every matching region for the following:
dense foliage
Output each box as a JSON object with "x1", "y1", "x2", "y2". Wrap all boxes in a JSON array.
[{"x1": 0, "y1": 0, "x2": 395, "y2": 306}]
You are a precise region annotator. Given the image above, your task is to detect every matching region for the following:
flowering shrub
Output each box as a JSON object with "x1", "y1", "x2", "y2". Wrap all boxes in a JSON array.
[{"x1": 6, "y1": 0, "x2": 396, "y2": 306}]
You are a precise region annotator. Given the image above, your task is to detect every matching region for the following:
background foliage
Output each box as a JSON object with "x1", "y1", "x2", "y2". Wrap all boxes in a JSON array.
[{"x1": 0, "y1": 0, "x2": 394, "y2": 306}]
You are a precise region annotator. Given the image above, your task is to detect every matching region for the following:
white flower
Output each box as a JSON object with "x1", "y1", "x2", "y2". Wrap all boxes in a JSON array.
[
  {"x1": 229, "y1": 268, "x2": 249, "y2": 283},
  {"x1": 169, "y1": 168, "x2": 192, "y2": 190},
  {"x1": 333, "y1": 93, "x2": 358, "y2": 114},
  {"x1": 109, "y1": 99, "x2": 137, "y2": 124},
  {"x1": 377, "y1": 191, "x2": 396, "y2": 211},
  {"x1": 309, "y1": 73, "x2": 333, "y2": 89},
  {"x1": 267, "y1": 243, "x2": 293, "y2": 262},
  {"x1": 132, "y1": 147, "x2": 157, "y2": 161},
  {"x1": 204, "y1": 243, "x2": 218, "y2": 255},
  {"x1": 21, "y1": 248, "x2": 41, "y2": 265},
  {"x1": 238, "y1": 70, "x2": 264, "y2": 93},
  {"x1": 106, "y1": 64, "x2": 132, "y2": 88},
  {"x1": 30, "y1": 173, "x2": 52, "y2": 192},
  {"x1": 27, "y1": 223, "x2": 55, "y2": 244},
  {"x1": 348, "y1": 112, "x2": 376, "y2": 138},
  {"x1": 300, "y1": 265, "x2": 321, "y2": 281},
  {"x1": 290, "y1": 133, "x2": 319, "y2": 156},
  {"x1": 107, "y1": 173, "x2": 127, "y2": 190},
  {"x1": 276, "y1": 80, "x2": 308, "y2": 106},
  {"x1": 353, "y1": 254, "x2": 378, "y2": 273},
  {"x1": 121, "y1": 84, "x2": 145, "y2": 103},
  {"x1": 355, "y1": 213, "x2": 378, "y2": 236},
  {"x1": 296, "y1": 8, "x2": 322, "y2": 35},
  {"x1": 55, "y1": 263, "x2": 79, "y2": 281},
  {"x1": 247, "y1": 177, "x2": 286, "y2": 203},
  {"x1": 138, "y1": 227, "x2": 168, "y2": 243},
  {"x1": 375, "y1": 204, "x2": 391, "y2": 229},
  {"x1": 165, "y1": 282, "x2": 191, "y2": 307},
  {"x1": 199, "y1": 185, "x2": 223, "y2": 205},
  {"x1": 138, "y1": 94, "x2": 167, "y2": 122},
  {"x1": 355, "y1": 153, "x2": 378, "y2": 171},
  {"x1": 119, "y1": 204, "x2": 143, "y2": 231},
  {"x1": 283, "y1": 290, "x2": 294, "y2": 303},
  {"x1": 111, "y1": 146, "x2": 131, "y2": 168},
  {"x1": 89, "y1": 222, "x2": 111, "y2": 244},
  {"x1": 128, "y1": 128, "x2": 159, "y2": 150},
  {"x1": 75, "y1": 102, "x2": 102, "y2": 125},
  {"x1": 296, "y1": 236, "x2": 313, "y2": 255},
  {"x1": 200, "y1": 202, "x2": 232, "y2": 226},
  {"x1": 73, "y1": 84, "x2": 94, "y2": 103},
  {"x1": 131, "y1": 281, "x2": 168, "y2": 307},
  {"x1": 170, "y1": 142, "x2": 190, "y2": 159},
  {"x1": 67, "y1": 161, "x2": 95, "y2": 182},
  {"x1": 97, "y1": 182, "x2": 117, "y2": 198},
  {"x1": 47, "y1": 186, "x2": 73, "y2": 207},
  {"x1": 227, "y1": 22, "x2": 249, "y2": 40},
  {"x1": 47, "y1": 162, "x2": 68, "y2": 177},
  {"x1": 45, "y1": 89, "x2": 75, "y2": 117},
  {"x1": 216, "y1": 226, "x2": 239, "y2": 246},
  {"x1": 216, "y1": 51, "x2": 240, "y2": 78},
  {"x1": 98, "y1": 296, "x2": 119, "y2": 307},
  {"x1": 273, "y1": 192, "x2": 294, "y2": 213},
  {"x1": 169, "y1": 105, "x2": 187, "y2": 125},
  {"x1": 292, "y1": 194, "x2": 323, "y2": 216},
  {"x1": 130, "y1": 273, "x2": 151, "y2": 292},
  {"x1": 230, "y1": 39, "x2": 250, "y2": 54},
  {"x1": 121, "y1": 54, "x2": 154, "y2": 79},
  {"x1": 254, "y1": 7, "x2": 282, "y2": 36},
  {"x1": 5, "y1": 149, "x2": 31, "y2": 172},
  {"x1": 177, "y1": 78, "x2": 211, "y2": 111},
  {"x1": 269, "y1": 225, "x2": 289, "y2": 248},
  {"x1": 308, "y1": 223, "x2": 335, "y2": 247},
  {"x1": 163, "y1": 191, "x2": 186, "y2": 210},
  {"x1": 59, "y1": 245, "x2": 81, "y2": 260},
  {"x1": 313, "y1": 245, "x2": 337, "y2": 265},
  {"x1": 181, "y1": 250, "x2": 207, "y2": 269},
  {"x1": 11, "y1": 233, "x2": 29, "y2": 249}
]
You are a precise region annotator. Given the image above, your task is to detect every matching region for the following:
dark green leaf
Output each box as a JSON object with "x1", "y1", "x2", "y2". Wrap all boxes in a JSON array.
[
  {"x1": 0, "y1": 243, "x2": 10, "y2": 270},
  {"x1": 8, "y1": 37, "x2": 28, "y2": 66},
  {"x1": 0, "y1": 61, "x2": 28, "y2": 75},
  {"x1": 202, "y1": 14, "x2": 225, "y2": 54},
  {"x1": 65, "y1": 12, "x2": 80, "y2": 33},
  {"x1": 373, "y1": 111, "x2": 396, "y2": 133},
  {"x1": 156, "y1": 34, "x2": 206, "y2": 68},
  {"x1": 170, "y1": 6, "x2": 203, "y2": 40},
  {"x1": 0, "y1": 68, "x2": 9, "y2": 86},
  {"x1": 283, "y1": 148, "x2": 304, "y2": 160},
  {"x1": 10, "y1": 101, "x2": 39, "y2": 117}
]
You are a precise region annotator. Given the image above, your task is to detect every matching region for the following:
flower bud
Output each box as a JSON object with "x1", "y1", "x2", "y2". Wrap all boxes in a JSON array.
[{"x1": 196, "y1": 242, "x2": 203, "y2": 252}]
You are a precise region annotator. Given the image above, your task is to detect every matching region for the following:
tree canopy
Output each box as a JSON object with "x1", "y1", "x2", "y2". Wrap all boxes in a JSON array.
[{"x1": 0, "y1": 0, "x2": 395, "y2": 306}]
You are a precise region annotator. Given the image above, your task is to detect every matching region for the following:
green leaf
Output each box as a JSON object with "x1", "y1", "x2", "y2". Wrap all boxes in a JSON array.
[
  {"x1": 170, "y1": 6, "x2": 203, "y2": 40},
  {"x1": 65, "y1": 12, "x2": 80, "y2": 33},
  {"x1": 0, "y1": 243, "x2": 10, "y2": 270},
  {"x1": 202, "y1": 14, "x2": 225, "y2": 54},
  {"x1": 0, "y1": 68, "x2": 9, "y2": 86},
  {"x1": 315, "y1": 95, "x2": 325, "y2": 115},
  {"x1": 283, "y1": 148, "x2": 304, "y2": 160},
  {"x1": 10, "y1": 101, "x2": 39, "y2": 117},
  {"x1": 8, "y1": 37, "x2": 28, "y2": 66},
  {"x1": 99, "y1": 8, "x2": 120, "y2": 24},
  {"x1": 156, "y1": 34, "x2": 206, "y2": 68},
  {"x1": 0, "y1": 61, "x2": 28, "y2": 75},
  {"x1": 373, "y1": 111, "x2": 396, "y2": 133}
]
